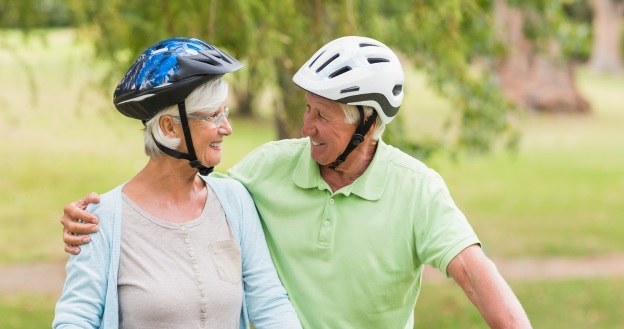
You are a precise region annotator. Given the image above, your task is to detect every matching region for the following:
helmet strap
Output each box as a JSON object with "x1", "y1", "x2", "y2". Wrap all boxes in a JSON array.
[
  {"x1": 329, "y1": 106, "x2": 377, "y2": 169},
  {"x1": 152, "y1": 102, "x2": 213, "y2": 176}
]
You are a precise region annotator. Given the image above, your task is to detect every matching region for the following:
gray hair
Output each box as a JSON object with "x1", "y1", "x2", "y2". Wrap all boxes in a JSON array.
[
  {"x1": 143, "y1": 78, "x2": 229, "y2": 157},
  {"x1": 339, "y1": 104, "x2": 385, "y2": 140}
]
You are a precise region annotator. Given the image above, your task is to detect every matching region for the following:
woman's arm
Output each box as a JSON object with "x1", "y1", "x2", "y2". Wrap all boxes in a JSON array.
[
  {"x1": 53, "y1": 205, "x2": 112, "y2": 329},
  {"x1": 216, "y1": 179, "x2": 302, "y2": 329}
]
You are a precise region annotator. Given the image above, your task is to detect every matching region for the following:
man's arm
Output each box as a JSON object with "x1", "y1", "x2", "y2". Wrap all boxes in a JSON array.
[
  {"x1": 448, "y1": 244, "x2": 532, "y2": 329},
  {"x1": 61, "y1": 192, "x2": 101, "y2": 254}
]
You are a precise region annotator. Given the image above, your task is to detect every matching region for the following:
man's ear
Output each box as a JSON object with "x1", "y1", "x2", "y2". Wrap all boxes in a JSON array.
[{"x1": 368, "y1": 119, "x2": 377, "y2": 133}]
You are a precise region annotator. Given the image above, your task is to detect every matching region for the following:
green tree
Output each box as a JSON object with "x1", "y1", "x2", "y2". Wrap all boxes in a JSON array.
[
  {"x1": 11, "y1": 0, "x2": 593, "y2": 157},
  {"x1": 495, "y1": 0, "x2": 591, "y2": 114},
  {"x1": 0, "y1": 0, "x2": 70, "y2": 28}
]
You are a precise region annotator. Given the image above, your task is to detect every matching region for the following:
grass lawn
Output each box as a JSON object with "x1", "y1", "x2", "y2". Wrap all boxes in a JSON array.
[
  {"x1": 428, "y1": 69, "x2": 624, "y2": 258},
  {"x1": 0, "y1": 294, "x2": 56, "y2": 329},
  {"x1": 414, "y1": 278, "x2": 624, "y2": 328},
  {"x1": 2, "y1": 279, "x2": 622, "y2": 329}
]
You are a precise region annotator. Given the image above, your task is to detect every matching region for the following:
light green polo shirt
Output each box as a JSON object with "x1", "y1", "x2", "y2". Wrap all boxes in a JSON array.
[{"x1": 225, "y1": 138, "x2": 479, "y2": 329}]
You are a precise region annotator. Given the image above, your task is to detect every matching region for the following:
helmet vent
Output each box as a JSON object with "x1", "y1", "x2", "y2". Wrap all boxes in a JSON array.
[
  {"x1": 202, "y1": 57, "x2": 222, "y2": 66},
  {"x1": 316, "y1": 54, "x2": 340, "y2": 73},
  {"x1": 329, "y1": 66, "x2": 352, "y2": 78},
  {"x1": 340, "y1": 86, "x2": 360, "y2": 94},
  {"x1": 213, "y1": 53, "x2": 230, "y2": 64},
  {"x1": 367, "y1": 58, "x2": 390, "y2": 64},
  {"x1": 392, "y1": 84, "x2": 403, "y2": 96},
  {"x1": 359, "y1": 43, "x2": 381, "y2": 48},
  {"x1": 309, "y1": 50, "x2": 326, "y2": 68}
]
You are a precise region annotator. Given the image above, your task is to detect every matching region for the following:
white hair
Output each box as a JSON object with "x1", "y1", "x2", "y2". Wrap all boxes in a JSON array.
[
  {"x1": 339, "y1": 104, "x2": 385, "y2": 140},
  {"x1": 143, "y1": 78, "x2": 228, "y2": 157}
]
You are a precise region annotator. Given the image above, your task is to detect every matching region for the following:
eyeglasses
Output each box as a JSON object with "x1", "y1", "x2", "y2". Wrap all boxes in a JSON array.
[{"x1": 188, "y1": 107, "x2": 230, "y2": 127}]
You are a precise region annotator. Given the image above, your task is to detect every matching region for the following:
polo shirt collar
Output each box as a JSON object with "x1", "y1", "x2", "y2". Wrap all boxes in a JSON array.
[{"x1": 292, "y1": 138, "x2": 389, "y2": 201}]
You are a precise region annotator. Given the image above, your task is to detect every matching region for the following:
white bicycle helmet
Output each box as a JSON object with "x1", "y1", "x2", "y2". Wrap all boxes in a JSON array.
[{"x1": 292, "y1": 36, "x2": 404, "y2": 124}]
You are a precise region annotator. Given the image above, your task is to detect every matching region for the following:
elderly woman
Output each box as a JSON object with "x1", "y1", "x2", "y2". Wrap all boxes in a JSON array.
[{"x1": 53, "y1": 37, "x2": 301, "y2": 329}]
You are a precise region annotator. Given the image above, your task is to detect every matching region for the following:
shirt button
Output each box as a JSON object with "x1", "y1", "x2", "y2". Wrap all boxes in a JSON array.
[
  {"x1": 329, "y1": 198, "x2": 335, "y2": 204},
  {"x1": 180, "y1": 226, "x2": 186, "y2": 231},
  {"x1": 184, "y1": 238, "x2": 190, "y2": 244},
  {"x1": 324, "y1": 220, "x2": 330, "y2": 227}
]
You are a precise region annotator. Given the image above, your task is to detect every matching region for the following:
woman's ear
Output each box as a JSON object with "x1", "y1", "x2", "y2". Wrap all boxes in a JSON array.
[{"x1": 159, "y1": 115, "x2": 177, "y2": 137}]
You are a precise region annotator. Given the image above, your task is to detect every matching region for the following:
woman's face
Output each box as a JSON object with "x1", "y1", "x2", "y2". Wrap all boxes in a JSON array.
[
  {"x1": 300, "y1": 93, "x2": 356, "y2": 165},
  {"x1": 184, "y1": 104, "x2": 232, "y2": 168}
]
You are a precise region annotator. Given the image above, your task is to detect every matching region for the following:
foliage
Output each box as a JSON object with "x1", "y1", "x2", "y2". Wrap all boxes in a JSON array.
[
  {"x1": 53, "y1": 0, "x2": 519, "y2": 156},
  {"x1": 1, "y1": 0, "x2": 603, "y2": 156},
  {"x1": 0, "y1": 0, "x2": 71, "y2": 28},
  {"x1": 507, "y1": 0, "x2": 593, "y2": 61}
]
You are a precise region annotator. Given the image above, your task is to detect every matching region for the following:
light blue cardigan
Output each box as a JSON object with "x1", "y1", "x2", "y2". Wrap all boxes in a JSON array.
[{"x1": 53, "y1": 176, "x2": 302, "y2": 329}]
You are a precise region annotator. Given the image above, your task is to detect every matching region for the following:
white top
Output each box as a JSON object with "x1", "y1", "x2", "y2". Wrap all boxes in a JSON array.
[{"x1": 118, "y1": 188, "x2": 242, "y2": 329}]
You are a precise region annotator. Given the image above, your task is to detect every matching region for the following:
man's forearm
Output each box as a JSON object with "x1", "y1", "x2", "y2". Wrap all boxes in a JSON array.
[{"x1": 449, "y1": 245, "x2": 532, "y2": 328}]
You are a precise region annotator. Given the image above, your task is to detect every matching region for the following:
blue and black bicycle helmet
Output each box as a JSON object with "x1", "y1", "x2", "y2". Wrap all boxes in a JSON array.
[
  {"x1": 112, "y1": 37, "x2": 242, "y2": 175},
  {"x1": 114, "y1": 37, "x2": 243, "y2": 120}
]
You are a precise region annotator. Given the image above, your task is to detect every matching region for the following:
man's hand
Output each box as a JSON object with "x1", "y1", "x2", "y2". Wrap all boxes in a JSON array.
[{"x1": 61, "y1": 192, "x2": 101, "y2": 255}]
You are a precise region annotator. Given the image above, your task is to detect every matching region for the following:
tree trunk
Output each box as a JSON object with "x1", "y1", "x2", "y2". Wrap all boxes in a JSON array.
[
  {"x1": 494, "y1": 0, "x2": 591, "y2": 113},
  {"x1": 273, "y1": 55, "x2": 304, "y2": 139},
  {"x1": 588, "y1": 0, "x2": 624, "y2": 73},
  {"x1": 235, "y1": 89, "x2": 254, "y2": 117}
]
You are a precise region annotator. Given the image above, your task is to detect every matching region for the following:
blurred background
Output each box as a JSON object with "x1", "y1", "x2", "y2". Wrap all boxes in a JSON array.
[{"x1": 1, "y1": 0, "x2": 623, "y2": 328}]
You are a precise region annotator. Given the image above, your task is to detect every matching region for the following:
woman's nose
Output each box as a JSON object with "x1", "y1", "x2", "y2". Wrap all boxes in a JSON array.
[{"x1": 219, "y1": 117, "x2": 232, "y2": 136}]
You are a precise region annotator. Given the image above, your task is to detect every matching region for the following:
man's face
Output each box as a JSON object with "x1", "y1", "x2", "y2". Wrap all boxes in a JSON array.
[{"x1": 300, "y1": 93, "x2": 356, "y2": 165}]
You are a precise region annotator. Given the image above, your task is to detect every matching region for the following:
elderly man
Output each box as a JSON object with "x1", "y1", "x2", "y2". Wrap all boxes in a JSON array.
[{"x1": 61, "y1": 36, "x2": 531, "y2": 328}]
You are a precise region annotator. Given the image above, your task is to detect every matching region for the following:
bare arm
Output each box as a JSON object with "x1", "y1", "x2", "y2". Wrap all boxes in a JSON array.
[
  {"x1": 448, "y1": 244, "x2": 532, "y2": 329},
  {"x1": 61, "y1": 192, "x2": 101, "y2": 254}
]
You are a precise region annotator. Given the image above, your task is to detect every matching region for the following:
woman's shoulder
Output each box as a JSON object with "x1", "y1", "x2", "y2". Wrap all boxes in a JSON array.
[
  {"x1": 203, "y1": 175, "x2": 247, "y2": 195},
  {"x1": 202, "y1": 176, "x2": 254, "y2": 211},
  {"x1": 85, "y1": 184, "x2": 125, "y2": 227}
]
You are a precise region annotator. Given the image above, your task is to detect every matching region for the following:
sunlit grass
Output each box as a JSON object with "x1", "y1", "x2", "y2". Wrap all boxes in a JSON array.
[
  {"x1": 414, "y1": 278, "x2": 624, "y2": 328},
  {"x1": 427, "y1": 67, "x2": 624, "y2": 258},
  {"x1": 0, "y1": 294, "x2": 56, "y2": 329},
  {"x1": 3, "y1": 279, "x2": 622, "y2": 329}
]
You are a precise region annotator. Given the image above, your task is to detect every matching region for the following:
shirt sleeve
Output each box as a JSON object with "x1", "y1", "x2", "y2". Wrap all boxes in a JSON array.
[
  {"x1": 224, "y1": 142, "x2": 269, "y2": 187},
  {"x1": 53, "y1": 205, "x2": 112, "y2": 329},
  {"x1": 414, "y1": 170, "x2": 481, "y2": 277}
]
